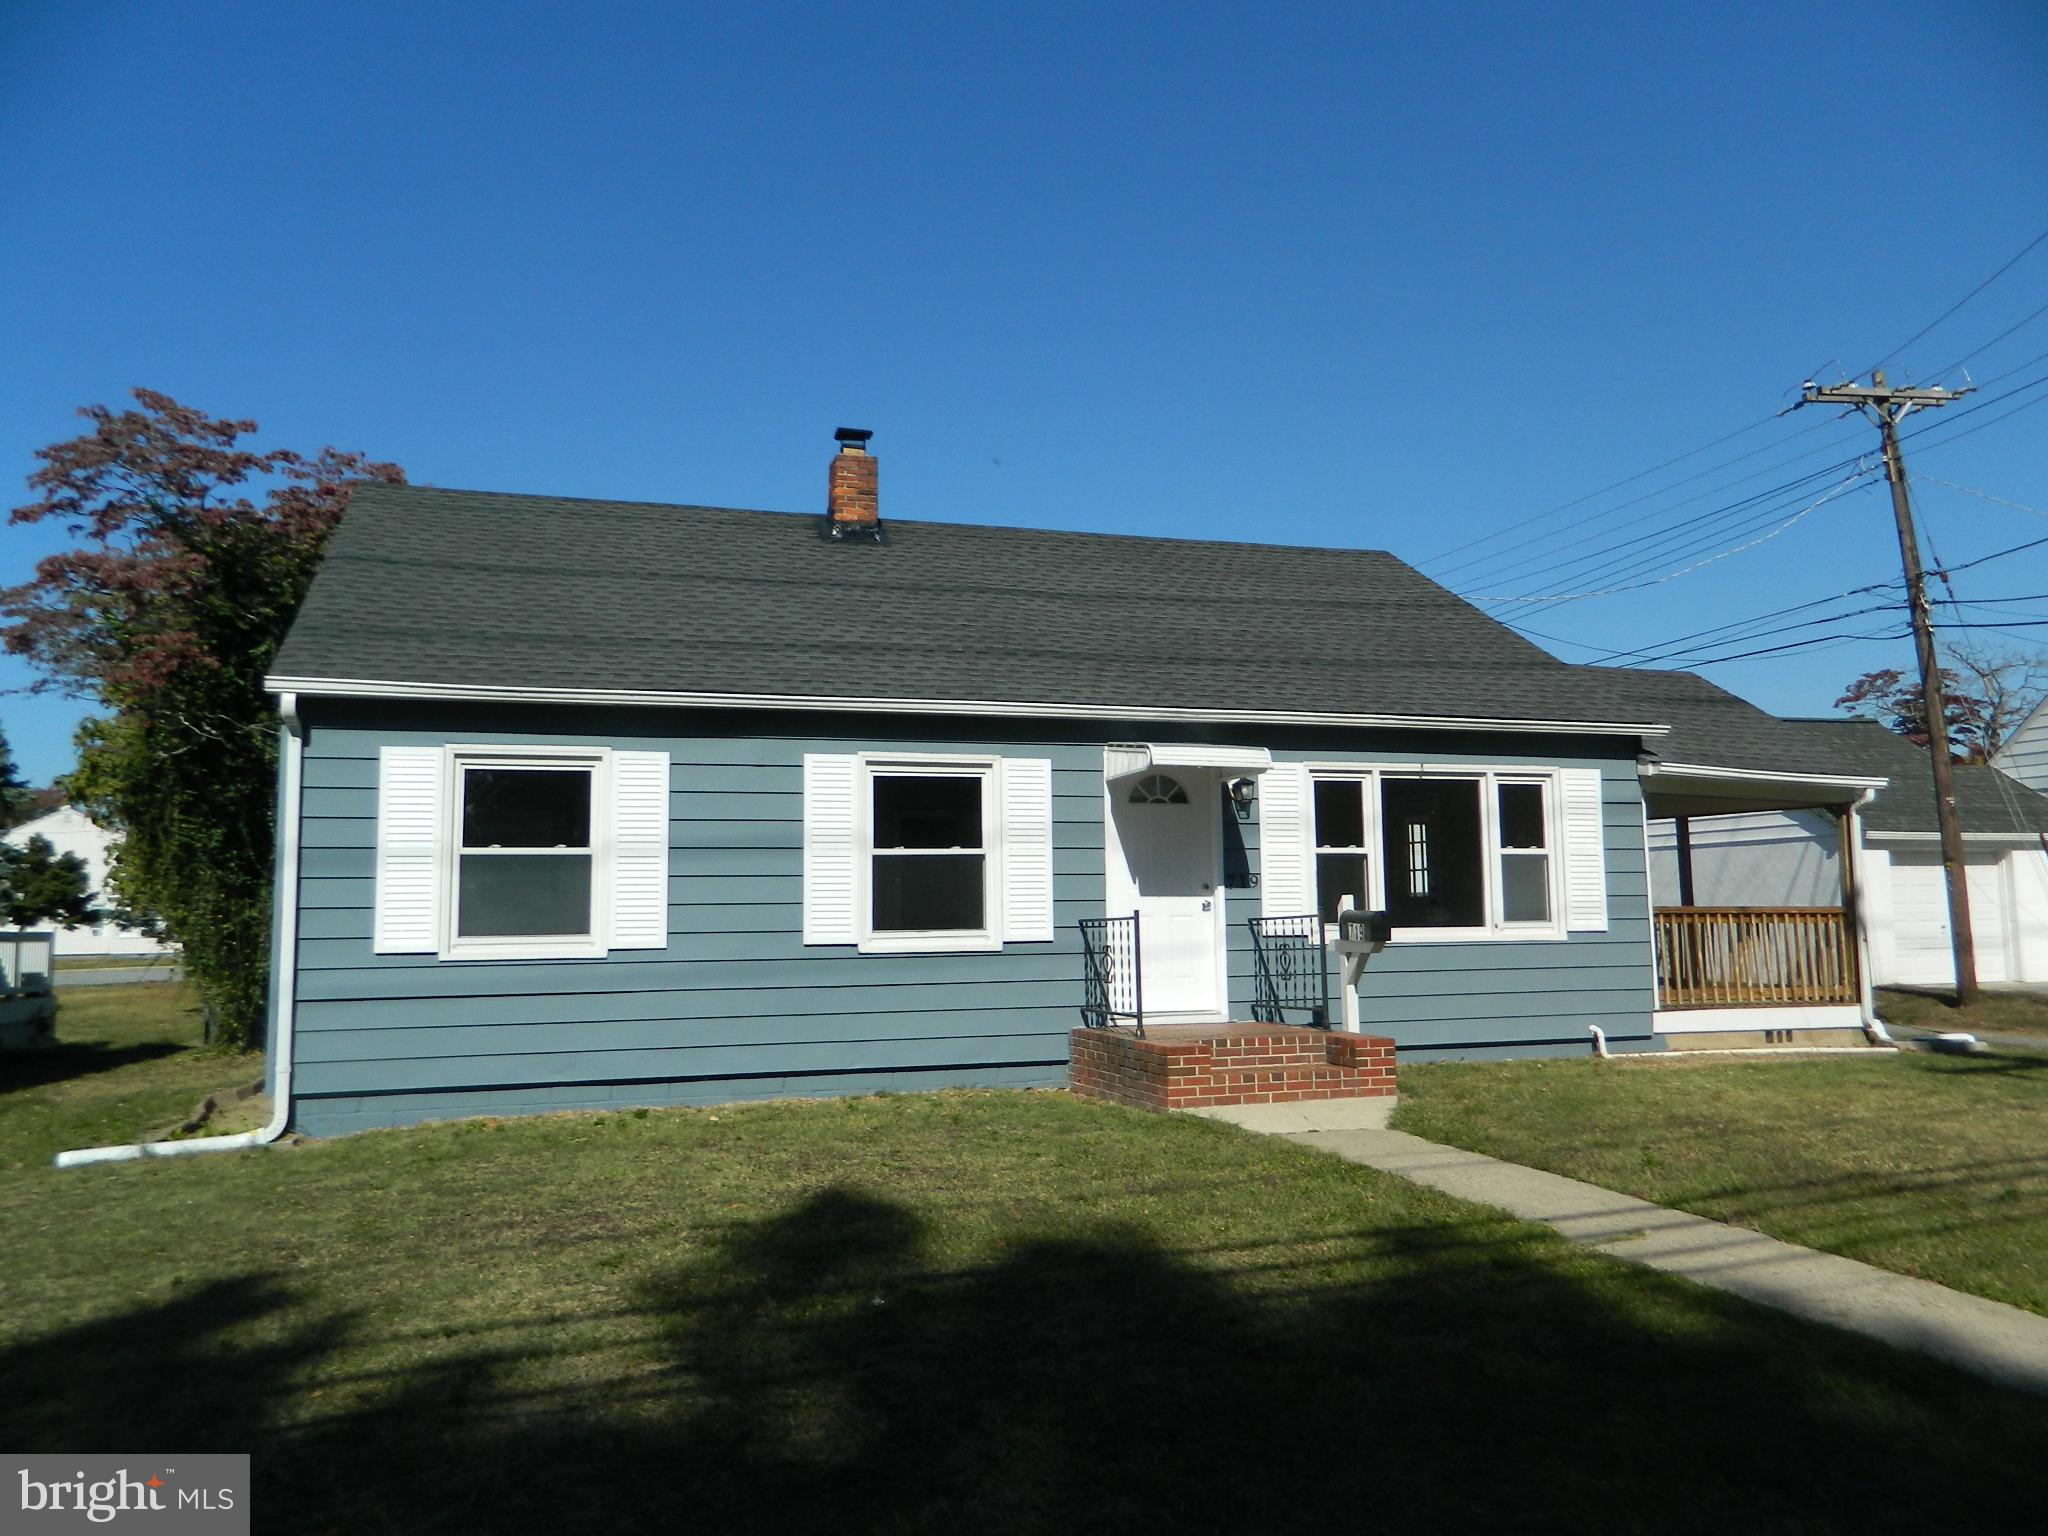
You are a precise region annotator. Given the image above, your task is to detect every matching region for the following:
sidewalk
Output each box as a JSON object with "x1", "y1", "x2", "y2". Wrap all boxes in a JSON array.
[{"x1": 1190, "y1": 1099, "x2": 2048, "y2": 1397}]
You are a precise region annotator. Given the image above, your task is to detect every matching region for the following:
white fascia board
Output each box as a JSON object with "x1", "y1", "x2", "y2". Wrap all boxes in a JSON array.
[
  {"x1": 264, "y1": 675, "x2": 1674, "y2": 739},
  {"x1": 1641, "y1": 760, "x2": 1890, "y2": 791},
  {"x1": 1866, "y1": 829, "x2": 2048, "y2": 846}
]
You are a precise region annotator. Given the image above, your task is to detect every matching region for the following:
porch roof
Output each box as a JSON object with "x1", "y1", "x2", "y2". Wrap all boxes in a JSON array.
[
  {"x1": 1104, "y1": 743, "x2": 1274, "y2": 780},
  {"x1": 1573, "y1": 669, "x2": 1892, "y2": 817}
]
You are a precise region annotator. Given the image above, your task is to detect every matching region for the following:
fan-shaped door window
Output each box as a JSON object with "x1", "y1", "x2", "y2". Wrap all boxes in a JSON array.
[{"x1": 1129, "y1": 774, "x2": 1190, "y2": 805}]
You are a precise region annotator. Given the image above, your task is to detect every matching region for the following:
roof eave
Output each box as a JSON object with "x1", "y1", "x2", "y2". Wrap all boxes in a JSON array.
[
  {"x1": 1641, "y1": 760, "x2": 1890, "y2": 791},
  {"x1": 263, "y1": 673, "x2": 1674, "y2": 738}
]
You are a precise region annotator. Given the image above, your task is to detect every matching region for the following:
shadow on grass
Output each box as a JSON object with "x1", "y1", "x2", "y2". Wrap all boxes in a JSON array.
[
  {"x1": 4, "y1": 1188, "x2": 2044, "y2": 1534},
  {"x1": 0, "y1": 1039, "x2": 187, "y2": 1092}
]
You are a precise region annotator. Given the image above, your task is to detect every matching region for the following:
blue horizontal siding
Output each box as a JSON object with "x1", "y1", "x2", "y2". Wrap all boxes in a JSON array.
[
  {"x1": 283, "y1": 700, "x2": 1659, "y2": 1133},
  {"x1": 292, "y1": 1063, "x2": 1067, "y2": 1139}
]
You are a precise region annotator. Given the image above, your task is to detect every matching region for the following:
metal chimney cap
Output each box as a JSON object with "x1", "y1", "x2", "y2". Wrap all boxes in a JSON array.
[{"x1": 834, "y1": 427, "x2": 873, "y2": 446}]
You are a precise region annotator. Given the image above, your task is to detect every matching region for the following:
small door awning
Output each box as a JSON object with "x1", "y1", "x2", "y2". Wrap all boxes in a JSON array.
[{"x1": 1104, "y1": 743, "x2": 1275, "y2": 781}]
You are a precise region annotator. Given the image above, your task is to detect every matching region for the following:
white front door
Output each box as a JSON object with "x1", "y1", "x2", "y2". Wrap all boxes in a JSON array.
[{"x1": 1108, "y1": 771, "x2": 1225, "y2": 1018}]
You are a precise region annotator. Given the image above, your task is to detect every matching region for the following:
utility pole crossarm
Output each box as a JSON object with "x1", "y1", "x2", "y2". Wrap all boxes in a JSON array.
[
  {"x1": 1798, "y1": 369, "x2": 1980, "y2": 1001},
  {"x1": 1802, "y1": 381, "x2": 1973, "y2": 410}
]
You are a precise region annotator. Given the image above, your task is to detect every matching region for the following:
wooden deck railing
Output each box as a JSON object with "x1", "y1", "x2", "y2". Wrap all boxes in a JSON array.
[{"x1": 1653, "y1": 907, "x2": 1858, "y2": 1009}]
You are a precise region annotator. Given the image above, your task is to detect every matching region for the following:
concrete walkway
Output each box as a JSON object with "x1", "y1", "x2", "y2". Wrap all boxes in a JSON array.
[
  {"x1": 1884, "y1": 1020, "x2": 2048, "y2": 1055},
  {"x1": 1190, "y1": 1098, "x2": 2048, "y2": 1397}
]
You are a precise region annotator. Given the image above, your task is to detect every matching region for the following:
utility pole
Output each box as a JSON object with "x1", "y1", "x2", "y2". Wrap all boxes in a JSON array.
[{"x1": 1802, "y1": 371, "x2": 1978, "y2": 1001}]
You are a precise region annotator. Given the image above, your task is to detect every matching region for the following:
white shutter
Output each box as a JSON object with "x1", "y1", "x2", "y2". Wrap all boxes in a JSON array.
[
  {"x1": 802, "y1": 753, "x2": 860, "y2": 944},
  {"x1": 1561, "y1": 768, "x2": 1609, "y2": 932},
  {"x1": 1260, "y1": 763, "x2": 1314, "y2": 918},
  {"x1": 609, "y1": 751, "x2": 671, "y2": 949},
  {"x1": 999, "y1": 757, "x2": 1054, "y2": 942},
  {"x1": 374, "y1": 746, "x2": 445, "y2": 954}
]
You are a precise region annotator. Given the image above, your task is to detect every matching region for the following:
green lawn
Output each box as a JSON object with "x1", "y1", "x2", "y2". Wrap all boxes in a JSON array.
[
  {"x1": 1396, "y1": 1048, "x2": 2048, "y2": 1317},
  {"x1": 0, "y1": 982, "x2": 260, "y2": 1171},
  {"x1": 5, "y1": 1004, "x2": 2048, "y2": 1532},
  {"x1": 1877, "y1": 985, "x2": 2048, "y2": 1041},
  {"x1": 53, "y1": 953, "x2": 181, "y2": 972}
]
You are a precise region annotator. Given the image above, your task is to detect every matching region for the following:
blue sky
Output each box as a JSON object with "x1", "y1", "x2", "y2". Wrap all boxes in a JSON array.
[{"x1": 3, "y1": 0, "x2": 2045, "y2": 784}]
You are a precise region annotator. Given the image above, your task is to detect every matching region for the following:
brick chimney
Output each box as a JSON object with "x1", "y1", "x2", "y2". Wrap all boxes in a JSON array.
[{"x1": 826, "y1": 428, "x2": 877, "y2": 527}]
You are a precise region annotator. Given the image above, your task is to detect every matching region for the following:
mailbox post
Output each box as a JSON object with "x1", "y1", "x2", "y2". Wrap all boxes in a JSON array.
[{"x1": 1331, "y1": 908, "x2": 1391, "y2": 1034}]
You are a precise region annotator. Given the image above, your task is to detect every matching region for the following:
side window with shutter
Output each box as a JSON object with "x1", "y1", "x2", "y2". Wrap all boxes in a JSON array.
[{"x1": 375, "y1": 743, "x2": 670, "y2": 958}]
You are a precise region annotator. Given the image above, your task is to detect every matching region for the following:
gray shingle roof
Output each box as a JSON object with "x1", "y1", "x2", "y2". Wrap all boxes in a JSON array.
[
  {"x1": 270, "y1": 484, "x2": 1682, "y2": 727},
  {"x1": 1774, "y1": 718, "x2": 2048, "y2": 836},
  {"x1": 277, "y1": 482, "x2": 2045, "y2": 841},
  {"x1": 1559, "y1": 667, "x2": 1854, "y2": 779}
]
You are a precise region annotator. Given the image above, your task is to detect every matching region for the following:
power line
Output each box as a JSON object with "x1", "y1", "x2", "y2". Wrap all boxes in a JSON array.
[
  {"x1": 1660, "y1": 626, "x2": 1909, "y2": 669},
  {"x1": 1903, "y1": 379, "x2": 2048, "y2": 456},
  {"x1": 1475, "y1": 462, "x2": 1875, "y2": 603},
  {"x1": 1579, "y1": 578, "x2": 1900, "y2": 665},
  {"x1": 1937, "y1": 623, "x2": 2048, "y2": 647},
  {"x1": 1926, "y1": 297, "x2": 2048, "y2": 382},
  {"x1": 1469, "y1": 451, "x2": 1871, "y2": 594},
  {"x1": 1437, "y1": 417, "x2": 1856, "y2": 585},
  {"x1": 1602, "y1": 602, "x2": 1902, "y2": 671},
  {"x1": 1933, "y1": 531, "x2": 2048, "y2": 578},
  {"x1": 1417, "y1": 410, "x2": 1792, "y2": 570},
  {"x1": 1866, "y1": 223, "x2": 2048, "y2": 375},
  {"x1": 1911, "y1": 476, "x2": 2048, "y2": 521}
]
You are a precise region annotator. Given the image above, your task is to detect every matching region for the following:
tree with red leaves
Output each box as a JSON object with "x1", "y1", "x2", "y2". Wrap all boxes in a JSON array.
[
  {"x1": 2, "y1": 391, "x2": 402, "y2": 1045},
  {"x1": 1834, "y1": 666, "x2": 1996, "y2": 762}
]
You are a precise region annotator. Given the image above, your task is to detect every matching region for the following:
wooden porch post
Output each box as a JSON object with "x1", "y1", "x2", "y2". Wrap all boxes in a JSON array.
[{"x1": 1674, "y1": 815, "x2": 1696, "y2": 907}]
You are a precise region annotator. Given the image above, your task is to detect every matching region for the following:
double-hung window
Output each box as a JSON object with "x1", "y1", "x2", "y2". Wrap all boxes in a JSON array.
[
  {"x1": 448, "y1": 753, "x2": 606, "y2": 957},
  {"x1": 1306, "y1": 768, "x2": 1566, "y2": 940},
  {"x1": 1494, "y1": 780, "x2": 1553, "y2": 925},
  {"x1": 1312, "y1": 777, "x2": 1372, "y2": 926},
  {"x1": 869, "y1": 766, "x2": 992, "y2": 939}
]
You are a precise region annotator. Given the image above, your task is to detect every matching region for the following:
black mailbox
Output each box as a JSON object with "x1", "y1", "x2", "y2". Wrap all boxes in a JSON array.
[{"x1": 1336, "y1": 909, "x2": 1392, "y2": 947}]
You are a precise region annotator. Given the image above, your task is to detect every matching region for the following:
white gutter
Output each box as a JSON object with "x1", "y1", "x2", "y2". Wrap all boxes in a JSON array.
[
  {"x1": 262, "y1": 672, "x2": 1673, "y2": 739},
  {"x1": 1867, "y1": 829, "x2": 2045, "y2": 845},
  {"x1": 55, "y1": 694, "x2": 305, "y2": 1168},
  {"x1": 1640, "y1": 760, "x2": 1890, "y2": 792}
]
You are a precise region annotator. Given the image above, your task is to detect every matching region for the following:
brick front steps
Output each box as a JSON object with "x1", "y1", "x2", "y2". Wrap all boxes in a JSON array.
[{"x1": 1069, "y1": 1024, "x2": 1396, "y2": 1113}]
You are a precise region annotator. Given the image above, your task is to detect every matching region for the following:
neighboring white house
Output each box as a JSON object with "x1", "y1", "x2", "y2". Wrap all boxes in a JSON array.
[
  {"x1": 1, "y1": 804, "x2": 177, "y2": 959},
  {"x1": 1998, "y1": 695, "x2": 2048, "y2": 793},
  {"x1": 1647, "y1": 718, "x2": 2048, "y2": 989}
]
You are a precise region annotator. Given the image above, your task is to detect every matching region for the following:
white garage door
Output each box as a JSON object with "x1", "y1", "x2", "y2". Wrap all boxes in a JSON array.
[{"x1": 1888, "y1": 852, "x2": 2010, "y2": 986}]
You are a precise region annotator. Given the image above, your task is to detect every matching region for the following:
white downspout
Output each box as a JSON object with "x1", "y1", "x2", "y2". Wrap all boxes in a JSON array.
[
  {"x1": 55, "y1": 693, "x2": 305, "y2": 1168},
  {"x1": 1844, "y1": 789, "x2": 1892, "y2": 1046}
]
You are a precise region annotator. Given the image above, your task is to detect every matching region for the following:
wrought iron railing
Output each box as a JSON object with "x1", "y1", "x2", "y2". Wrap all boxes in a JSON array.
[
  {"x1": 1078, "y1": 913, "x2": 1144, "y2": 1035},
  {"x1": 1654, "y1": 906, "x2": 1858, "y2": 1008},
  {"x1": 1248, "y1": 914, "x2": 1331, "y2": 1027}
]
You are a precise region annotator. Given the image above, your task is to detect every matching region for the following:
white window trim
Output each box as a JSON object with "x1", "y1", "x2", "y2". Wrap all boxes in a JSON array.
[
  {"x1": 441, "y1": 744, "x2": 613, "y2": 962},
  {"x1": 856, "y1": 752, "x2": 1003, "y2": 955},
  {"x1": 1310, "y1": 770, "x2": 1376, "y2": 924},
  {"x1": 1304, "y1": 762, "x2": 1569, "y2": 944}
]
